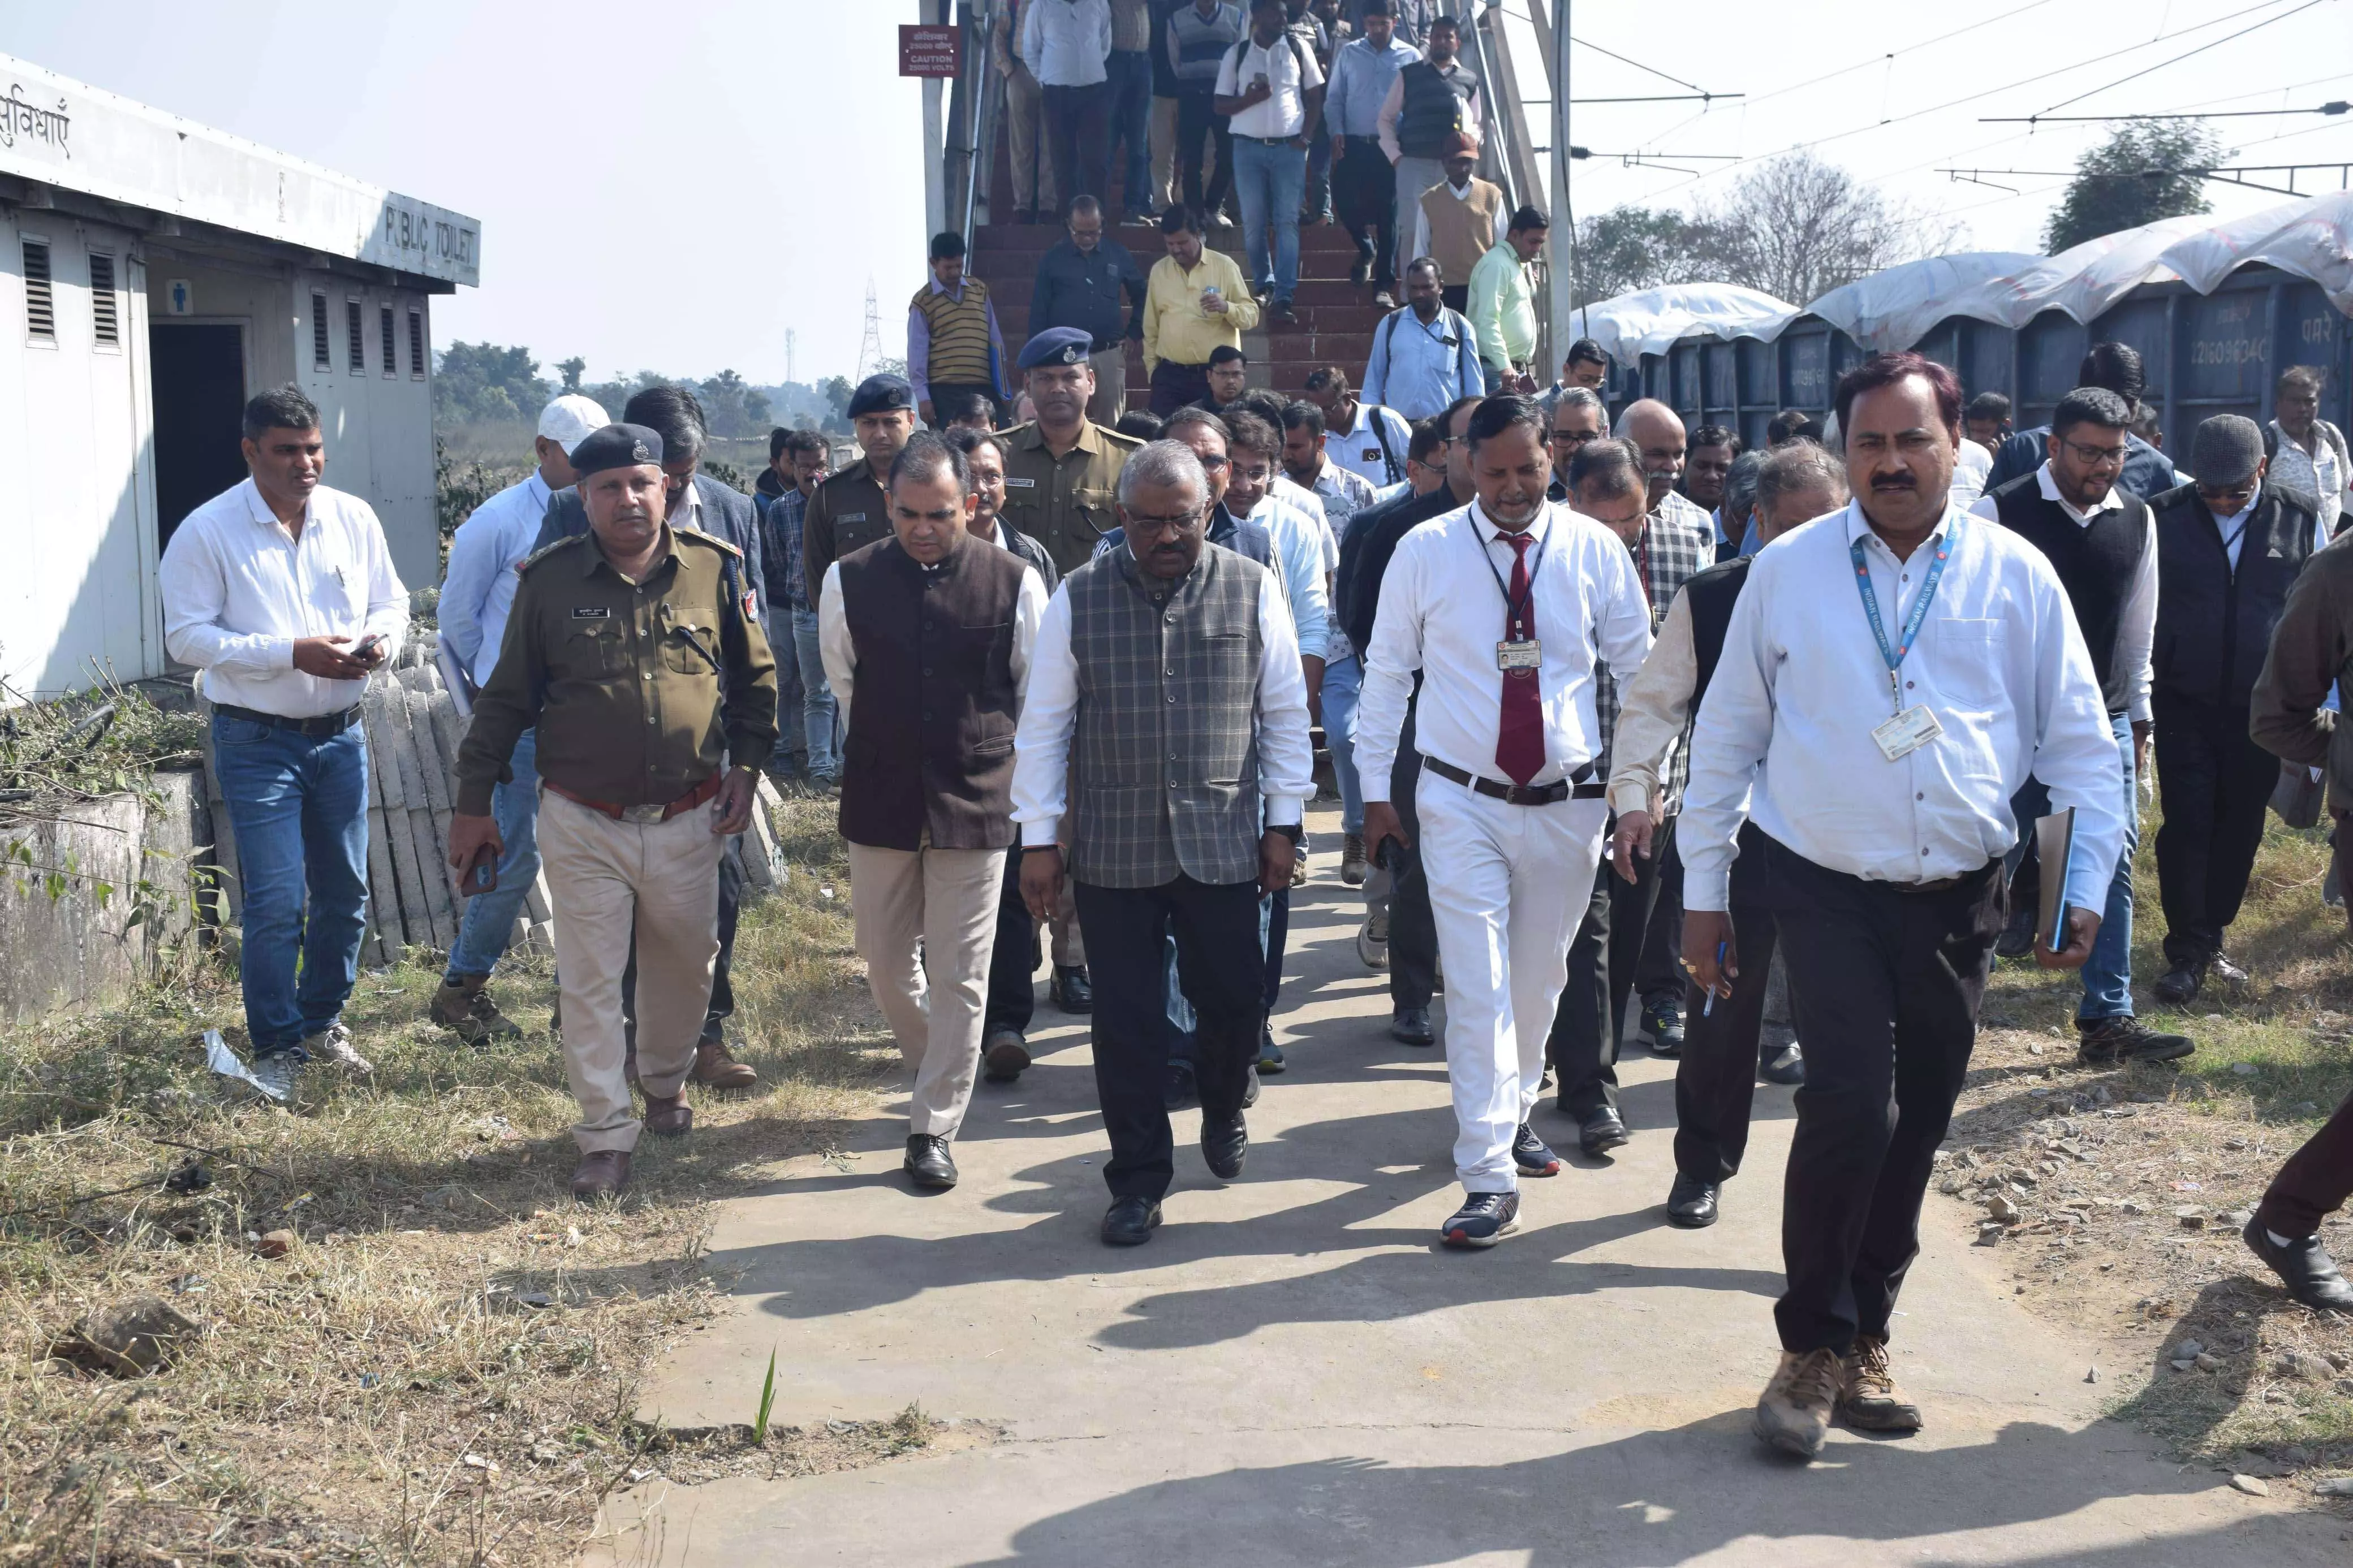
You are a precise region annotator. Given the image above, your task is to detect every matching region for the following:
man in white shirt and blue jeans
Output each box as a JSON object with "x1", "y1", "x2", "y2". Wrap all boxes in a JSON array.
[
  {"x1": 161, "y1": 386, "x2": 409, "y2": 1098},
  {"x1": 429, "y1": 392, "x2": 607, "y2": 1044},
  {"x1": 1680, "y1": 352, "x2": 2126, "y2": 1460},
  {"x1": 1212, "y1": 0, "x2": 1325, "y2": 325}
]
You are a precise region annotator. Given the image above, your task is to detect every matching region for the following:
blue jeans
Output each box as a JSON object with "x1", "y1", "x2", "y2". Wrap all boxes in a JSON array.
[
  {"x1": 445, "y1": 728, "x2": 541, "y2": 980},
  {"x1": 210, "y1": 711, "x2": 371, "y2": 1056},
  {"x1": 1305, "y1": 128, "x2": 1333, "y2": 218},
  {"x1": 1105, "y1": 50, "x2": 1154, "y2": 212},
  {"x1": 770, "y1": 615, "x2": 806, "y2": 764},
  {"x1": 2007, "y1": 709, "x2": 2137, "y2": 1021},
  {"x1": 793, "y1": 607, "x2": 840, "y2": 779},
  {"x1": 1323, "y1": 653, "x2": 1365, "y2": 835},
  {"x1": 1232, "y1": 136, "x2": 1305, "y2": 302}
]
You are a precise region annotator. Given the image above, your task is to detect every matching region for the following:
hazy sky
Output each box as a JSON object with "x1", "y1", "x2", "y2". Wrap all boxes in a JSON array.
[{"x1": 9, "y1": 0, "x2": 2348, "y2": 387}]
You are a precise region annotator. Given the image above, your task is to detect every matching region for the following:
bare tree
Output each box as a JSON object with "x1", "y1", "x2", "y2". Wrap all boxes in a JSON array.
[{"x1": 1692, "y1": 153, "x2": 1962, "y2": 305}]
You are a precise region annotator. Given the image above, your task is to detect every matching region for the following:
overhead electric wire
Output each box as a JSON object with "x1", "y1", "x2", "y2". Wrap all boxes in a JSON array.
[
  {"x1": 1984, "y1": 101, "x2": 2348, "y2": 121},
  {"x1": 2034, "y1": 0, "x2": 2329, "y2": 116},
  {"x1": 1563, "y1": 35, "x2": 1714, "y2": 96}
]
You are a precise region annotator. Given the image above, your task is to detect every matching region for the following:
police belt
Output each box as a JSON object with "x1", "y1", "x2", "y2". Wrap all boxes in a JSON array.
[
  {"x1": 211, "y1": 702, "x2": 361, "y2": 737},
  {"x1": 545, "y1": 772, "x2": 723, "y2": 824},
  {"x1": 1421, "y1": 755, "x2": 1602, "y2": 806}
]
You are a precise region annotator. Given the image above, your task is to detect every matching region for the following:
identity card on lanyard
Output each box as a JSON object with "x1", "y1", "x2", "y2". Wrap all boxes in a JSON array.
[
  {"x1": 1467, "y1": 516, "x2": 1548, "y2": 673},
  {"x1": 1852, "y1": 517, "x2": 1958, "y2": 763}
]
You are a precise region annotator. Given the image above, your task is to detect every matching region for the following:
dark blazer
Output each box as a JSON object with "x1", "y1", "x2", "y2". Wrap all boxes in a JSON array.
[
  {"x1": 2150, "y1": 481, "x2": 2319, "y2": 710},
  {"x1": 536, "y1": 473, "x2": 769, "y2": 623}
]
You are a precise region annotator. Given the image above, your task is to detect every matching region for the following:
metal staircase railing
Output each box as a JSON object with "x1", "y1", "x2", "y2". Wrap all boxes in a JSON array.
[{"x1": 946, "y1": 0, "x2": 1005, "y2": 253}]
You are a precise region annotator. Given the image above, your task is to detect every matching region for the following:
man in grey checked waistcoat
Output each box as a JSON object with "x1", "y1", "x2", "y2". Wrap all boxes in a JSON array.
[{"x1": 1014, "y1": 440, "x2": 1317, "y2": 1247}]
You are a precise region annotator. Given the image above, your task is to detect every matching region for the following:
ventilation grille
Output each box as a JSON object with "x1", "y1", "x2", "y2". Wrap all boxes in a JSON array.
[
  {"x1": 88, "y1": 253, "x2": 118, "y2": 344},
  {"x1": 312, "y1": 292, "x2": 331, "y2": 369},
  {"x1": 379, "y1": 305, "x2": 395, "y2": 377},
  {"x1": 23, "y1": 240, "x2": 54, "y2": 340},
  {"x1": 345, "y1": 298, "x2": 364, "y2": 372},
  {"x1": 407, "y1": 308, "x2": 425, "y2": 376}
]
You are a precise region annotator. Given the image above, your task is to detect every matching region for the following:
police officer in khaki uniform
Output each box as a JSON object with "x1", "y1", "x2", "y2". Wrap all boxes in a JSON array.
[
  {"x1": 1001, "y1": 327, "x2": 1145, "y2": 577},
  {"x1": 999, "y1": 326, "x2": 1144, "y2": 1012},
  {"x1": 803, "y1": 375, "x2": 918, "y2": 585},
  {"x1": 450, "y1": 424, "x2": 779, "y2": 1200}
]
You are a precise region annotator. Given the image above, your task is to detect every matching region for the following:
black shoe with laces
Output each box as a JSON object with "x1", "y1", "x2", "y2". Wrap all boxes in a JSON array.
[
  {"x1": 1102, "y1": 1195, "x2": 1163, "y2": 1246},
  {"x1": 1163, "y1": 1061, "x2": 1197, "y2": 1112},
  {"x1": 1390, "y1": 1007, "x2": 1434, "y2": 1046},
  {"x1": 2243, "y1": 1216, "x2": 2353, "y2": 1310},
  {"x1": 2076, "y1": 1016, "x2": 2194, "y2": 1065},
  {"x1": 904, "y1": 1133, "x2": 958, "y2": 1190},
  {"x1": 1666, "y1": 1172, "x2": 1720, "y2": 1228},
  {"x1": 1051, "y1": 965, "x2": 1094, "y2": 1014},
  {"x1": 1202, "y1": 1112, "x2": 1248, "y2": 1180},
  {"x1": 1642, "y1": 994, "x2": 1686, "y2": 1057},
  {"x1": 1440, "y1": 1191, "x2": 1522, "y2": 1249},
  {"x1": 1512, "y1": 1122, "x2": 1562, "y2": 1177},
  {"x1": 1257, "y1": 1027, "x2": 1286, "y2": 1073}
]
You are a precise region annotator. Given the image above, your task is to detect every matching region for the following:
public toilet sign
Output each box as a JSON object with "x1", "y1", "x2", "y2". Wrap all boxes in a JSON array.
[{"x1": 900, "y1": 25, "x2": 961, "y2": 77}]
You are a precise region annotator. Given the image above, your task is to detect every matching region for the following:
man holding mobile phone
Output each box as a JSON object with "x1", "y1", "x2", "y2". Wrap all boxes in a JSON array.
[{"x1": 161, "y1": 385, "x2": 408, "y2": 1101}]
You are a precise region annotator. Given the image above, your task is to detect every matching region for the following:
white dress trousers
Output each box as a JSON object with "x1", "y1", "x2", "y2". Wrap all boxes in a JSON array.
[{"x1": 1415, "y1": 771, "x2": 1609, "y2": 1192}]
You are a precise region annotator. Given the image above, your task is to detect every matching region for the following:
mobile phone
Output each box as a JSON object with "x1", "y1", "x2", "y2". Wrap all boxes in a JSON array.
[
  {"x1": 351, "y1": 633, "x2": 385, "y2": 661},
  {"x1": 462, "y1": 843, "x2": 499, "y2": 897}
]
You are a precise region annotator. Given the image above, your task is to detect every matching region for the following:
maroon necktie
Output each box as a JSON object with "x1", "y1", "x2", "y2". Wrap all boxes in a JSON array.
[{"x1": 1494, "y1": 530, "x2": 1543, "y2": 785}]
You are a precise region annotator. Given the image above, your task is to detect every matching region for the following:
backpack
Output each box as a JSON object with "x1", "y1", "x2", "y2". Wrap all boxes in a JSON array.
[{"x1": 1227, "y1": 29, "x2": 1315, "y2": 106}]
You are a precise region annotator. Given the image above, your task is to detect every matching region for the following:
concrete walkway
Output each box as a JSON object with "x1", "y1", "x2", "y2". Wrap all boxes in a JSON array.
[{"x1": 599, "y1": 815, "x2": 2343, "y2": 1565}]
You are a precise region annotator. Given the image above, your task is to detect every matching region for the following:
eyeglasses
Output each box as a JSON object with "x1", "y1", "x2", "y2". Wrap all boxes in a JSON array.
[
  {"x1": 1126, "y1": 509, "x2": 1203, "y2": 532},
  {"x1": 1550, "y1": 429, "x2": 1597, "y2": 447},
  {"x1": 1194, "y1": 453, "x2": 1229, "y2": 470},
  {"x1": 2059, "y1": 437, "x2": 2127, "y2": 468}
]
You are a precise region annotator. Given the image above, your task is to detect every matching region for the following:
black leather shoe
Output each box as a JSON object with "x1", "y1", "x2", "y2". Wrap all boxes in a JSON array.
[
  {"x1": 1050, "y1": 965, "x2": 1094, "y2": 1013},
  {"x1": 1390, "y1": 1007, "x2": 1434, "y2": 1046},
  {"x1": 2243, "y1": 1216, "x2": 2353, "y2": 1310},
  {"x1": 1642, "y1": 995, "x2": 1685, "y2": 1057},
  {"x1": 982, "y1": 1028, "x2": 1031, "y2": 1083},
  {"x1": 2077, "y1": 1016, "x2": 2194, "y2": 1065},
  {"x1": 1241, "y1": 1064, "x2": 1261, "y2": 1108},
  {"x1": 1667, "y1": 1172, "x2": 1720, "y2": 1228},
  {"x1": 1512, "y1": 1122, "x2": 1561, "y2": 1177},
  {"x1": 2209, "y1": 952, "x2": 2250, "y2": 990},
  {"x1": 904, "y1": 1133, "x2": 958, "y2": 1190},
  {"x1": 1163, "y1": 1061, "x2": 1197, "y2": 1112},
  {"x1": 1102, "y1": 1195, "x2": 1163, "y2": 1246},
  {"x1": 1578, "y1": 1105, "x2": 1630, "y2": 1156},
  {"x1": 1202, "y1": 1112, "x2": 1248, "y2": 1180},
  {"x1": 2153, "y1": 960, "x2": 2203, "y2": 1006},
  {"x1": 1994, "y1": 902, "x2": 2037, "y2": 960},
  {"x1": 1759, "y1": 1042, "x2": 1805, "y2": 1085}
]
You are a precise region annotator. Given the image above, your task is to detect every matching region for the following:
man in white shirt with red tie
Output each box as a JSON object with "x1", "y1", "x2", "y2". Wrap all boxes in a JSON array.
[{"x1": 1356, "y1": 394, "x2": 1654, "y2": 1247}]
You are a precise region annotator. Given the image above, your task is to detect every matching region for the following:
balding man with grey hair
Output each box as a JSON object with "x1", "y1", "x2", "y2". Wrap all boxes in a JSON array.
[{"x1": 1014, "y1": 438, "x2": 1316, "y2": 1247}]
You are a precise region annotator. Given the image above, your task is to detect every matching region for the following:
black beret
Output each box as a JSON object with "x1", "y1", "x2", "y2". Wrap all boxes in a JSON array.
[
  {"x1": 847, "y1": 374, "x2": 915, "y2": 418},
  {"x1": 569, "y1": 422, "x2": 665, "y2": 478},
  {"x1": 1018, "y1": 326, "x2": 1094, "y2": 370}
]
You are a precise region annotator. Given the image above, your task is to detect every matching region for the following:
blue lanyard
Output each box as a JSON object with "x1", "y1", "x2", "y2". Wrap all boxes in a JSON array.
[{"x1": 1849, "y1": 515, "x2": 1960, "y2": 711}]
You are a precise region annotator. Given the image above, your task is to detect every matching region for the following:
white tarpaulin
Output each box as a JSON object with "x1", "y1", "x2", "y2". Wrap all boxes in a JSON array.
[
  {"x1": 1803, "y1": 253, "x2": 2041, "y2": 352},
  {"x1": 1570, "y1": 284, "x2": 1801, "y2": 368},
  {"x1": 1966, "y1": 215, "x2": 2209, "y2": 328},
  {"x1": 2156, "y1": 192, "x2": 2353, "y2": 315}
]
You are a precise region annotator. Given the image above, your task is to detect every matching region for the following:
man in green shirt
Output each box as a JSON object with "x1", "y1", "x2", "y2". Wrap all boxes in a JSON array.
[{"x1": 1466, "y1": 204, "x2": 1547, "y2": 395}]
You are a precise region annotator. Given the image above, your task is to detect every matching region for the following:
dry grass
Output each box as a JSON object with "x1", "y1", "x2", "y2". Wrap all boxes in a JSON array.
[
  {"x1": 1946, "y1": 810, "x2": 2353, "y2": 1496},
  {"x1": 0, "y1": 797, "x2": 916, "y2": 1566}
]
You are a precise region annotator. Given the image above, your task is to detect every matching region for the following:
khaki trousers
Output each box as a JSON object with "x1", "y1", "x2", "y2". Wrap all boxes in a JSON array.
[
  {"x1": 1150, "y1": 96, "x2": 1180, "y2": 211},
  {"x1": 1086, "y1": 346, "x2": 1129, "y2": 425},
  {"x1": 847, "y1": 841, "x2": 1007, "y2": 1138},
  {"x1": 1006, "y1": 66, "x2": 1057, "y2": 214},
  {"x1": 539, "y1": 789, "x2": 723, "y2": 1154}
]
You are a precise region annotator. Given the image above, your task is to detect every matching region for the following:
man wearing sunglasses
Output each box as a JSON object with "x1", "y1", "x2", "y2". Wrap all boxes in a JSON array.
[{"x1": 1972, "y1": 387, "x2": 2190, "y2": 1066}]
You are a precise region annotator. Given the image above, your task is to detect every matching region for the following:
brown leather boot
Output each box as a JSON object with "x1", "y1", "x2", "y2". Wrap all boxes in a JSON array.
[
  {"x1": 1753, "y1": 1347, "x2": 1842, "y2": 1458},
  {"x1": 690, "y1": 1038, "x2": 758, "y2": 1090},
  {"x1": 1838, "y1": 1334, "x2": 1924, "y2": 1433},
  {"x1": 641, "y1": 1089, "x2": 693, "y2": 1137},
  {"x1": 570, "y1": 1150, "x2": 632, "y2": 1199},
  {"x1": 430, "y1": 974, "x2": 522, "y2": 1046}
]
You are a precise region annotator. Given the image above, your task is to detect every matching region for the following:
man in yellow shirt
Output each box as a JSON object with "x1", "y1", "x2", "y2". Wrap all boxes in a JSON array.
[{"x1": 1141, "y1": 204, "x2": 1262, "y2": 416}]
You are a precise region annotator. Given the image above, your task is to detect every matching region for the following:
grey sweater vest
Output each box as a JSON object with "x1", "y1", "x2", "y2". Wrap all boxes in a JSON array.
[{"x1": 1065, "y1": 542, "x2": 1266, "y2": 888}]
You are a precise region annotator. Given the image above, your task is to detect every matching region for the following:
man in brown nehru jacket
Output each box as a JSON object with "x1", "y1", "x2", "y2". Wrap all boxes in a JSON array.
[{"x1": 820, "y1": 433, "x2": 1049, "y2": 1190}]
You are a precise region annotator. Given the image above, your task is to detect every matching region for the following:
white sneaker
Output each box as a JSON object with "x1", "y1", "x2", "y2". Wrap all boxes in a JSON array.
[
  {"x1": 301, "y1": 1021, "x2": 375, "y2": 1079},
  {"x1": 246, "y1": 1051, "x2": 302, "y2": 1103},
  {"x1": 1358, "y1": 910, "x2": 1390, "y2": 971}
]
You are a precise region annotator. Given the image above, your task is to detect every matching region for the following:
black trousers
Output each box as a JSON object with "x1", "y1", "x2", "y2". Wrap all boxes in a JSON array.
[
  {"x1": 1386, "y1": 711, "x2": 1438, "y2": 1012},
  {"x1": 1042, "y1": 82, "x2": 1110, "y2": 218},
  {"x1": 1333, "y1": 136, "x2": 1397, "y2": 288},
  {"x1": 1440, "y1": 283, "x2": 1469, "y2": 315},
  {"x1": 1674, "y1": 823, "x2": 1780, "y2": 1183},
  {"x1": 1175, "y1": 87, "x2": 1234, "y2": 215},
  {"x1": 984, "y1": 848, "x2": 1038, "y2": 1038},
  {"x1": 2152, "y1": 694, "x2": 2277, "y2": 966},
  {"x1": 1075, "y1": 874, "x2": 1265, "y2": 1200},
  {"x1": 1548, "y1": 813, "x2": 1675, "y2": 1118},
  {"x1": 1635, "y1": 832, "x2": 1686, "y2": 1008},
  {"x1": 924, "y1": 382, "x2": 1000, "y2": 428},
  {"x1": 620, "y1": 834, "x2": 740, "y2": 1044},
  {"x1": 1149, "y1": 359, "x2": 1213, "y2": 417},
  {"x1": 2257, "y1": 1087, "x2": 2353, "y2": 1239},
  {"x1": 1768, "y1": 836, "x2": 2001, "y2": 1354}
]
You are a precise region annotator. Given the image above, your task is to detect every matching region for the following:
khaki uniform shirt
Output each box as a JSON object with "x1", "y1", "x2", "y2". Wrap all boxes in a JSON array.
[
  {"x1": 454, "y1": 525, "x2": 779, "y2": 816},
  {"x1": 1001, "y1": 419, "x2": 1144, "y2": 576},
  {"x1": 801, "y1": 460, "x2": 893, "y2": 588}
]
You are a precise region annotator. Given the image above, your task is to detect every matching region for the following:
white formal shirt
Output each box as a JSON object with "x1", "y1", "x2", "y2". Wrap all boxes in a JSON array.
[
  {"x1": 815, "y1": 550, "x2": 1049, "y2": 735},
  {"x1": 160, "y1": 478, "x2": 408, "y2": 717},
  {"x1": 1355, "y1": 499, "x2": 1654, "y2": 798},
  {"x1": 1214, "y1": 31, "x2": 1324, "y2": 140},
  {"x1": 1606, "y1": 587, "x2": 1701, "y2": 818},
  {"x1": 1012, "y1": 551, "x2": 1315, "y2": 843},
  {"x1": 1950, "y1": 438, "x2": 1993, "y2": 509},
  {"x1": 1242, "y1": 490, "x2": 1334, "y2": 660},
  {"x1": 1022, "y1": 0, "x2": 1113, "y2": 85},
  {"x1": 439, "y1": 469, "x2": 553, "y2": 689},
  {"x1": 1679, "y1": 498, "x2": 2127, "y2": 917},
  {"x1": 1968, "y1": 460, "x2": 2156, "y2": 723},
  {"x1": 1324, "y1": 401, "x2": 1413, "y2": 491}
]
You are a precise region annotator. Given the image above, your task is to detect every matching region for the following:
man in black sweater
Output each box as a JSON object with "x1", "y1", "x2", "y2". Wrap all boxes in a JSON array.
[
  {"x1": 1971, "y1": 387, "x2": 2191, "y2": 1064},
  {"x1": 2147, "y1": 414, "x2": 2324, "y2": 1003},
  {"x1": 1337, "y1": 392, "x2": 1481, "y2": 1046}
]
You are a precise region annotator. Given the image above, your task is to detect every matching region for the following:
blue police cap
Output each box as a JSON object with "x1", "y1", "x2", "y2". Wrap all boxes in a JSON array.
[
  {"x1": 847, "y1": 374, "x2": 915, "y2": 418},
  {"x1": 569, "y1": 423, "x2": 665, "y2": 478},
  {"x1": 1018, "y1": 326, "x2": 1094, "y2": 371}
]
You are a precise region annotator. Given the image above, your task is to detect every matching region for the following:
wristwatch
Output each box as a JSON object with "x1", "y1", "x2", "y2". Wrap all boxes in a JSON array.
[{"x1": 1269, "y1": 823, "x2": 1305, "y2": 845}]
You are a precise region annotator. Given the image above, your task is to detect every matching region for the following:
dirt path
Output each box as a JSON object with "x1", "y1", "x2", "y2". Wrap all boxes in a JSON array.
[{"x1": 593, "y1": 812, "x2": 2348, "y2": 1565}]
